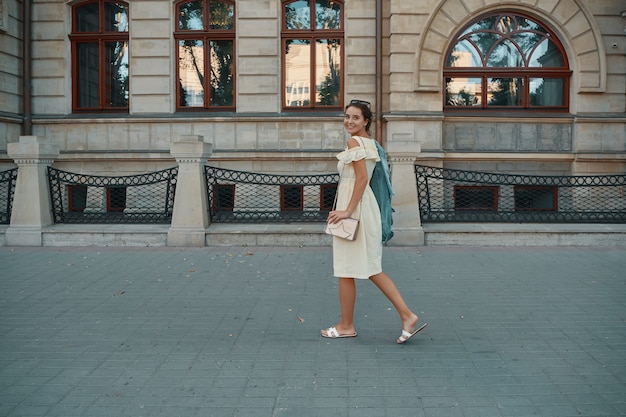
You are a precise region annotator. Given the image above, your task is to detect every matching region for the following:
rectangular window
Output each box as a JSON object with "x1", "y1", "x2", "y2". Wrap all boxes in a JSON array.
[
  {"x1": 213, "y1": 184, "x2": 235, "y2": 211},
  {"x1": 67, "y1": 185, "x2": 88, "y2": 212},
  {"x1": 281, "y1": 185, "x2": 303, "y2": 211},
  {"x1": 71, "y1": 1, "x2": 129, "y2": 112},
  {"x1": 515, "y1": 186, "x2": 557, "y2": 211},
  {"x1": 107, "y1": 187, "x2": 126, "y2": 212},
  {"x1": 320, "y1": 184, "x2": 337, "y2": 211},
  {"x1": 282, "y1": 0, "x2": 343, "y2": 110},
  {"x1": 454, "y1": 186, "x2": 499, "y2": 211},
  {"x1": 175, "y1": 0, "x2": 236, "y2": 111}
]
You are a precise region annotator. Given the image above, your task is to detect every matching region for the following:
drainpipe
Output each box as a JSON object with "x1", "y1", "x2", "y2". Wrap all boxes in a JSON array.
[
  {"x1": 375, "y1": 0, "x2": 383, "y2": 144},
  {"x1": 22, "y1": 0, "x2": 32, "y2": 135}
]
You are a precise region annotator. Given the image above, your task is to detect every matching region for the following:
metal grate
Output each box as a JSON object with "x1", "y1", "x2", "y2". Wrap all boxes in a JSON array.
[
  {"x1": 0, "y1": 168, "x2": 18, "y2": 224},
  {"x1": 48, "y1": 167, "x2": 178, "y2": 224},
  {"x1": 415, "y1": 165, "x2": 626, "y2": 223},
  {"x1": 205, "y1": 166, "x2": 339, "y2": 223}
]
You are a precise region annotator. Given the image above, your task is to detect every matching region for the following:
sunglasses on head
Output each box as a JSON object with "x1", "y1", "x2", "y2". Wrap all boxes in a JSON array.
[{"x1": 349, "y1": 99, "x2": 371, "y2": 108}]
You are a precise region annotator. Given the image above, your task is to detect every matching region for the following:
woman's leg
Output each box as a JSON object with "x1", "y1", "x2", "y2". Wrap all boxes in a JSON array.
[
  {"x1": 369, "y1": 272, "x2": 419, "y2": 334},
  {"x1": 338, "y1": 277, "x2": 356, "y2": 330},
  {"x1": 322, "y1": 277, "x2": 357, "y2": 336}
]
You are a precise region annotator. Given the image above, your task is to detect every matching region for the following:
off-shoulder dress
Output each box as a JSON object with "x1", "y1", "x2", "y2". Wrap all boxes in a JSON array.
[{"x1": 332, "y1": 136, "x2": 382, "y2": 279}]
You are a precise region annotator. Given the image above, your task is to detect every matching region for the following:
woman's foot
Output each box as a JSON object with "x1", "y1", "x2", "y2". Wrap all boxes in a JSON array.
[
  {"x1": 397, "y1": 314, "x2": 427, "y2": 344},
  {"x1": 321, "y1": 325, "x2": 357, "y2": 339}
]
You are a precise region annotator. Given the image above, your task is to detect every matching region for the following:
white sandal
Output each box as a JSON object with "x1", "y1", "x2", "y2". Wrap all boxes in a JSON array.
[
  {"x1": 397, "y1": 323, "x2": 428, "y2": 344},
  {"x1": 321, "y1": 326, "x2": 357, "y2": 339}
]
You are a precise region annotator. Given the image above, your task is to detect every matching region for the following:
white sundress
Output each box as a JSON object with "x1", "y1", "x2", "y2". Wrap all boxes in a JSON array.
[{"x1": 332, "y1": 136, "x2": 383, "y2": 279}]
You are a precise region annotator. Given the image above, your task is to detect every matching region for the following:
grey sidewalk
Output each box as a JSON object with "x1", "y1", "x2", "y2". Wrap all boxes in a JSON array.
[{"x1": 0, "y1": 245, "x2": 624, "y2": 417}]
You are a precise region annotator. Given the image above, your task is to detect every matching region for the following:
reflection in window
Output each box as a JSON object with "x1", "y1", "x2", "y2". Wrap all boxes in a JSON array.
[
  {"x1": 487, "y1": 78, "x2": 523, "y2": 107},
  {"x1": 71, "y1": 1, "x2": 129, "y2": 112},
  {"x1": 175, "y1": 0, "x2": 235, "y2": 110},
  {"x1": 446, "y1": 77, "x2": 482, "y2": 106},
  {"x1": 444, "y1": 12, "x2": 570, "y2": 111},
  {"x1": 282, "y1": 0, "x2": 343, "y2": 109},
  {"x1": 530, "y1": 78, "x2": 565, "y2": 106}
]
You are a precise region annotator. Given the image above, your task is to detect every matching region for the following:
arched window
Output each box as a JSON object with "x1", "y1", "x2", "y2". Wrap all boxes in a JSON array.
[
  {"x1": 282, "y1": 0, "x2": 343, "y2": 110},
  {"x1": 444, "y1": 12, "x2": 570, "y2": 112},
  {"x1": 70, "y1": 1, "x2": 129, "y2": 112},
  {"x1": 175, "y1": 0, "x2": 235, "y2": 110}
]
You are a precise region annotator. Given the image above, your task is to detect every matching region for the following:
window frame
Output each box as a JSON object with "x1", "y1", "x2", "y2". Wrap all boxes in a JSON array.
[
  {"x1": 69, "y1": 0, "x2": 130, "y2": 113},
  {"x1": 281, "y1": 0, "x2": 344, "y2": 111},
  {"x1": 213, "y1": 184, "x2": 235, "y2": 211},
  {"x1": 320, "y1": 184, "x2": 337, "y2": 211},
  {"x1": 67, "y1": 185, "x2": 88, "y2": 212},
  {"x1": 443, "y1": 10, "x2": 571, "y2": 114},
  {"x1": 106, "y1": 186, "x2": 127, "y2": 212},
  {"x1": 514, "y1": 185, "x2": 558, "y2": 211},
  {"x1": 453, "y1": 185, "x2": 499, "y2": 211},
  {"x1": 174, "y1": 0, "x2": 236, "y2": 111},
  {"x1": 280, "y1": 185, "x2": 304, "y2": 211}
]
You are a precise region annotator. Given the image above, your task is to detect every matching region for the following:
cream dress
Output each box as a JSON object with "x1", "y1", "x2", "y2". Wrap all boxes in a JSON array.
[{"x1": 332, "y1": 136, "x2": 382, "y2": 279}]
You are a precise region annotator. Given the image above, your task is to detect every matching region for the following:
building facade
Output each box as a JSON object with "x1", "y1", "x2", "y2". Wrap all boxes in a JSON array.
[{"x1": 0, "y1": 0, "x2": 625, "y2": 245}]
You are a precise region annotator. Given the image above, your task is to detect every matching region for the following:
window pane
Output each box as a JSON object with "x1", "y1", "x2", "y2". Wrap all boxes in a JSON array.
[
  {"x1": 515, "y1": 186, "x2": 557, "y2": 211},
  {"x1": 529, "y1": 39, "x2": 564, "y2": 67},
  {"x1": 454, "y1": 186, "x2": 498, "y2": 210},
  {"x1": 179, "y1": 39, "x2": 205, "y2": 107},
  {"x1": 511, "y1": 31, "x2": 544, "y2": 56},
  {"x1": 530, "y1": 78, "x2": 565, "y2": 106},
  {"x1": 316, "y1": 0, "x2": 340, "y2": 29},
  {"x1": 104, "y1": 2, "x2": 128, "y2": 32},
  {"x1": 209, "y1": 0, "x2": 234, "y2": 30},
  {"x1": 468, "y1": 32, "x2": 499, "y2": 60},
  {"x1": 447, "y1": 39, "x2": 482, "y2": 67},
  {"x1": 285, "y1": 0, "x2": 310, "y2": 30},
  {"x1": 445, "y1": 77, "x2": 482, "y2": 106},
  {"x1": 461, "y1": 15, "x2": 498, "y2": 36},
  {"x1": 487, "y1": 39, "x2": 524, "y2": 67},
  {"x1": 516, "y1": 16, "x2": 547, "y2": 33},
  {"x1": 209, "y1": 40, "x2": 234, "y2": 106},
  {"x1": 285, "y1": 39, "x2": 311, "y2": 106},
  {"x1": 315, "y1": 39, "x2": 340, "y2": 106},
  {"x1": 105, "y1": 41, "x2": 128, "y2": 107},
  {"x1": 179, "y1": 1, "x2": 203, "y2": 30},
  {"x1": 75, "y1": 2, "x2": 99, "y2": 32},
  {"x1": 76, "y1": 43, "x2": 100, "y2": 108},
  {"x1": 488, "y1": 78, "x2": 523, "y2": 106}
]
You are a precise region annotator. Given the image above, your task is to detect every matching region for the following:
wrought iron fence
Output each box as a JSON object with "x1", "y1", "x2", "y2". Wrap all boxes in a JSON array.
[
  {"x1": 48, "y1": 167, "x2": 178, "y2": 224},
  {"x1": 205, "y1": 166, "x2": 339, "y2": 223},
  {"x1": 415, "y1": 165, "x2": 626, "y2": 223},
  {"x1": 0, "y1": 168, "x2": 18, "y2": 224}
]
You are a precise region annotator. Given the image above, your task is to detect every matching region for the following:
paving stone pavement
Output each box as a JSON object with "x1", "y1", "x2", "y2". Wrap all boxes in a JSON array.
[{"x1": 0, "y1": 245, "x2": 625, "y2": 417}]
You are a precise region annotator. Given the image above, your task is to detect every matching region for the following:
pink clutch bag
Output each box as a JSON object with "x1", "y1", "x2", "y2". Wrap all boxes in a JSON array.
[{"x1": 325, "y1": 218, "x2": 359, "y2": 241}]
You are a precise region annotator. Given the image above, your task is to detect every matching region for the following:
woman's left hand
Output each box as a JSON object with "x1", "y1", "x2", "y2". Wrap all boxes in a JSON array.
[{"x1": 327, "y1": 210, "x2": 351, "y2": 224}]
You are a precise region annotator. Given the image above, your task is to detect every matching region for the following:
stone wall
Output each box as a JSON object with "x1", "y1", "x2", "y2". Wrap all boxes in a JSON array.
[
  {"x1": 0, "y1": 0, "x2": 22, "y2": 158},
  {"x1": 0, "y1": 0, "x2": 622, "y2": 178}
]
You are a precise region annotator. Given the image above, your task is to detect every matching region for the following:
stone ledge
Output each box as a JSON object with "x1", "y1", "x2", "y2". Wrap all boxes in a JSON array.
[
  {"x1": 423, "y1": 223, "x2": 626, "y2": 246},
  {"x1": 1, "y1": 223, "x2": 624, "y2": 247}
]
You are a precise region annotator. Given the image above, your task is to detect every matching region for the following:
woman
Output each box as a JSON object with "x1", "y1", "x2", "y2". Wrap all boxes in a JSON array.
[{"x1": 321, "y1": 100, "x2": 427, "y2": 344}]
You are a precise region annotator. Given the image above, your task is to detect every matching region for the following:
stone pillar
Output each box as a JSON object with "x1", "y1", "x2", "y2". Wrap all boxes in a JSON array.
[
  {"x1": 167, "y1": 136, "x2": 213, "y2": 247},
  {"x1": 387, "y1": 153, "x2": 424, "y2": 246},
  {"x1": 6, "y1": 136, "x2": 60, "y2": 246}
]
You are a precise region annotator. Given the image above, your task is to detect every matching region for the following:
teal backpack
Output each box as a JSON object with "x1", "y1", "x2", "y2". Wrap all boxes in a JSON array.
[{"x1": 370, "y1": 142, "x2": 394, "y2": 244}]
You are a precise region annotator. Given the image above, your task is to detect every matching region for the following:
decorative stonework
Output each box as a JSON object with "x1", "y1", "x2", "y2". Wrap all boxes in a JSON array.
[{"x1": 415, "y1": 0, "x2": 606, "y2": 93}]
